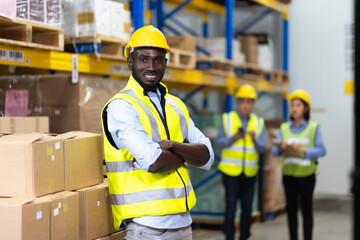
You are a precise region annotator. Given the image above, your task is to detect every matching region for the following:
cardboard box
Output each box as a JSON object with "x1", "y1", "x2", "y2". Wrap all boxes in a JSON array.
[
  {"x1": 0, "y1": 196, "x2": 51, "y2": 240},
  {"x1": 63, "y1": 0, "x2": 111, "y2": 37},
  {"x1": 29, "y1": 0, "x2": 45, "y2": 24},
  {"x1": 0, "y1": 0, "x2": 16, "y2": 19},
  {"x1": 0, "y1": 133, "x2": 64, "y2": 197},
  {"x1": 240, "y1": 35, "x2": 258, "y2": 64},
  {"x1": 46, "y1": 0, "x2": 61, "y2": 27},
  {"x1": 166, "y1": 35, "x2": 197, "y2": 52},
  {"x1": 59, "y1": 131, "x2": 103, "y2": 191},
  {"x1": 77, "y1": 183, "x2": 116, "y2": 240},
  {"x1": 0, "y1": 117, "x2": 49, "y2": 134},
  {"x1": 95, "y1": 231, "x2": 125, "y2": 240},
  {"x1": 42, "y1": 191, "x2": 79, "y2": 240},
  {"x1": 108, "y1": 1, "x2": 124, "y2": 39},
  {"x1": 16, "y1": 0, "x2": 29, "y2": 21}
]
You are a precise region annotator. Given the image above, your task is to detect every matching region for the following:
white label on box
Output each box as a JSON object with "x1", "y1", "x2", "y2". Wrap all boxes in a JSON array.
[
  {"x1": 58, "y1": 202, "x2": 62, "y2": 208},
  {"x1": 54, "y1": 208, "x2": 59, "y2": 216},
  {"x1": 51, "y1": 155, "x2": 55, "y2": 161},
  {"x1": 72, "y1": 54, "x2": 79, "y2": 84},
  {"x1": 97, "y1": 201, "x2": 100, "y2": 207},
  {"x1": 55, "y1": 142, "x2": 60, "y2": 149},
  {"x1": 36, "y1": 211, "x2": 42, "y2": 220},
  {"x1": 54, "y1": 109, "x2": 61, "y2": 115}
]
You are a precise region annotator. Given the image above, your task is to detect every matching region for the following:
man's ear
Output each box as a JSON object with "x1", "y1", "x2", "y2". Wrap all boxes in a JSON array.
[{"x1": 127, "y1": 57, "x2": 133, "y2": 71}]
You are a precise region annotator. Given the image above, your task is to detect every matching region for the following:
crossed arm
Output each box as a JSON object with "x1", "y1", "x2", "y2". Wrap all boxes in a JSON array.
[{"x1": 148, "y1": 140, "x2": 210, "y2": 173}]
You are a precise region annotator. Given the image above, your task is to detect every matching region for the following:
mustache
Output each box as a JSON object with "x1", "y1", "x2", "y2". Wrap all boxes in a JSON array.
[{"x1": 143, "y1": 70, "x2": 160, "y2": 75}]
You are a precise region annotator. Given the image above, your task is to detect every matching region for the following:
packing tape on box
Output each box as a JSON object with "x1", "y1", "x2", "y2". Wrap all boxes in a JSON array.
[
  {"x1": 49, "y1": 179, "x2": 54, "y2": 192},
  {"x1": 36, "y1": 204, "x2": 43, "y2": 220},
  {"x1": 63, "y1": 197, "x2": 69, "y2": 213}
]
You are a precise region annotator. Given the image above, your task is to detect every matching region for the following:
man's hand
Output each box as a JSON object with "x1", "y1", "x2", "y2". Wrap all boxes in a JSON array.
[
  {"x1": 232, "y1": 129, "x2": 245, "y2": 142},
  {"x1": 248, "y1": 130, "x2": 256, "y2": 142},
  {"x1": 158, "y1": 140, "x2": 173, "y2": 151}
]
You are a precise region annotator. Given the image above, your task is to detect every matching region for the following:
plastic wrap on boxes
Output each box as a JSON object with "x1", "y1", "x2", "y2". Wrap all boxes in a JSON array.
[
  {"x1": 46, "y1": 0, "x2": 61, "y2": 27},
  {"x1": 108, "y1": 0, "x2": 124, "y2": 39},
  {"x1": 0, "y1": 0, "x2": 16, "y2": 20},
  {"x1": 0, "y1": 75, "x2": 41, "y2": 117},
  {"x1": 29, "y1": 0, "x2": 45, "y2": 23},
  {"x1": 16, "y1": 0, "x2": 29, "y2": 21},
  {"x1": 63, "y1": 0, "x2": 111, "y2": 37}
]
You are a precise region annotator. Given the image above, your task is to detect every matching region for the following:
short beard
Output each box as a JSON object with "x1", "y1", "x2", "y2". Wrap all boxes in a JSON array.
[{"x1": 132, "y1": 71, "x2": 163, "y2": 92}]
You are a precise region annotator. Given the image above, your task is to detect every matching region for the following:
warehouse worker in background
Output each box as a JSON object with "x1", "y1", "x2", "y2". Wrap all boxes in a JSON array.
[
  {"x1": 101, "y1": 25, "x2": 214, "y2": 240},
  {"x1": 272, "y1": 90, "x2": 326, "y2": 240},
  {"x1": 215, "y1": 85, "x2": 267, "y2": 240}
]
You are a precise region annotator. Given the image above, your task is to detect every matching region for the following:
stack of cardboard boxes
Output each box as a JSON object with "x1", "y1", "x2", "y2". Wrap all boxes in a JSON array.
[
  {"x1": 0, "y1": 131, "x2": 123, "y2": 240},
  {"x1": 0, "y1": 74, "x2": 127, "y2": 134}
]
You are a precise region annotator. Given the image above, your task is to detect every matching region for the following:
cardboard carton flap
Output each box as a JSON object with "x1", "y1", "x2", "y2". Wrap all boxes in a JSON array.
[
  {"x1": 0, "y1": 196, "x2": 35, "y2": 206},
  {"x1": 59, "y1": 131, "x2": 101, "y2": 141},
  {"x1": 0, "y1": 133, "x2": 48, "y2": 143}
]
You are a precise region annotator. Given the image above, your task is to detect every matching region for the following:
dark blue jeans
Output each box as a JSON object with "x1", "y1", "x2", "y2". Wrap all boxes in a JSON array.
[{"x1": 222, "y1": 173, "x2": 256, "y2": 240}]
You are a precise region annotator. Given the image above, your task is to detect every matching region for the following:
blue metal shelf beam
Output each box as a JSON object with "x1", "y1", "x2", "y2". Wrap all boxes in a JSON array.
[
  {"x1": 162, "y1": 0, "x2": 193, "y2": 22},
  {"x1": 236, "y1": 8, "x2": 273, "y2": 35}
]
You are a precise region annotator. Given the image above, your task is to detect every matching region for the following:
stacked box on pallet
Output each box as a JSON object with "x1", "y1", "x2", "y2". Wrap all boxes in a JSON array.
[
  {"x1": 0, "y1": 0, "x2": 16, "y2": 19},
  {"x1": 0, "y1": 116, "x2": 49, "y2": 133},
  {"x1": 15, "y1": 0, "x2": 61, "y2": 26},
  {"x1": 0, "y1": 74, "x2": 128, "y2": 134},
  {"x1": 240, "y1": 35, "x2": 258, "y2": 65},
  {"x1": 63, "y1": 0, "x2": 131, "y2": 41},
  {"x1": 196, "y1": 37, "x2": 245, "y2": 64}
]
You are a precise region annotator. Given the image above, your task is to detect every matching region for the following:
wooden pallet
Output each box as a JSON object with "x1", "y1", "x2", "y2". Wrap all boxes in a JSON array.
[
  {"x1": 65, "y1": 34, "x2": 127, "y2": 60},
  {"x1": 234, "y1": 63, "x2": 264, "y2": 80},
  {"x1": 167, "y1": 48, "x2": 196, "y2": 69},
  {"x1": 196, "y1": 57, "x2": 234, "y2": 75},
  {"x1": 0, "y1": 16, "x2": 64, "y2": 51},
  {"x1": 270, "y1": 70, "x2": 289, "y2": 83}
]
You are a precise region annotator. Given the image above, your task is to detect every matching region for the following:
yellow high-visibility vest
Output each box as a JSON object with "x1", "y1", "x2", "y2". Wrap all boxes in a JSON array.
[
  {"x1": 281, "y1": 121, "x2": 318, "y2": 177},
  {"x1": 101, "y1": 76, "x2": 196, "y2": 229},
  {"x1": 218, "y1": 112, "x2": 264, "y2": 177}
]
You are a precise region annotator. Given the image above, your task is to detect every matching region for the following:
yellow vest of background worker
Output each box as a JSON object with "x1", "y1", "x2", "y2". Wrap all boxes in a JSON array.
[
  {"x1": 218, "y1": 112, "x2": 264, "y2": 177},
  {"x1": 101, "y1": 76, "x2": 196, "y2": 229}
]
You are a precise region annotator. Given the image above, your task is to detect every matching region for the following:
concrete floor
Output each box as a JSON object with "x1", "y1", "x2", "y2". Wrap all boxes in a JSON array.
[{"x1": 193, "y1": 196, "x2": 352, "y2": 240}]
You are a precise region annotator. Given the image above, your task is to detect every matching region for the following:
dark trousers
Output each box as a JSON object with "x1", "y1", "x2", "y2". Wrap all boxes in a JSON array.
[
  {"x1": 283, "y1": 174, "x2": 316, "y2": 240},
  {"x1": 223, "y1": 173, "x2": 256, "y2": 240}
]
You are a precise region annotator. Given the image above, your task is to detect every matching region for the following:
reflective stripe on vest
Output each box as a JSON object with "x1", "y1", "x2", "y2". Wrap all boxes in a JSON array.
[
  {"x1": 218, "y1": 112, "x2": 263, "y2": 177},
  {"x1": 281, "y1": 121, "x2": 318, "y2": 177},
  {"x1": 101, "y1": 76, "x2": 196, "y2": 230},
  {"x1": 110, "y1": 182, "x2": 193, "y2": 205},
  {"x1": 283, "y1": 158, "x2": 312, "y2": 167}
]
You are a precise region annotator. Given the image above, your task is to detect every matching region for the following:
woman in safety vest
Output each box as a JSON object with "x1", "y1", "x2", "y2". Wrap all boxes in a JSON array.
[{"x1": 272, "y1": 89, "x2": 326, "y2": 240}]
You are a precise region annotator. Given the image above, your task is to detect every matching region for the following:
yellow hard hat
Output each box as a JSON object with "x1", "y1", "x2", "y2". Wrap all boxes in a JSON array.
[
  {"x1": 235, "y1": 84, "x2": 257, "y2": 100},
  {"x1": 288, "y1": 89, "x2": 311, "y2": 108},
  {"x1": 124, "y1": 25, "x2": 171, "y2": 58}
]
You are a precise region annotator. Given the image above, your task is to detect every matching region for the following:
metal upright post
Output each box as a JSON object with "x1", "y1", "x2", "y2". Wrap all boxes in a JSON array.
[
  {"x1": 156, "y1": 0, "x2": 164, "y2": 31},
  {"x1": 225, "y1": 0, "x2": 234, "y2": 60},
  {"x1": 354, "y1": 1, "x2": 360, "y2": 239},
  {"x1": 132, "y1": 0, "x2": 144, "y2": 30},
  {"x1": 203, "y1": 14, "x2": 208, "y2": 38},
  {"x1": 282, "y1": 17, "x2": 289, "y2": 121}
]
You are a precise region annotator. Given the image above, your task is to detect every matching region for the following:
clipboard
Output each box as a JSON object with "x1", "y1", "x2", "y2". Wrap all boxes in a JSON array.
[{"x1": 272, "y1": 140, "x2": 303, "y2": 158}]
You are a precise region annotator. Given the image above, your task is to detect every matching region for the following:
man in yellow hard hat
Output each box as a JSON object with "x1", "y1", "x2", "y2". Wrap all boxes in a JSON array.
[
  {"x1": 101, "y1": 25, "x2": 214, "y2": 240},
  {"x1": 215, "y1": 84, "x2": 267, "y2": 240}
]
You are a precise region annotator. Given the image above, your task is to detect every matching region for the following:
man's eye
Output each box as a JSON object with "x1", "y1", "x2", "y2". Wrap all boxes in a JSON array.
[
  {"x1": 155, "y1": 58, "x2": 163, "y2": 63},
  {"x1": 139, "y1": 58, "x2": 147, "y2": 62}
]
